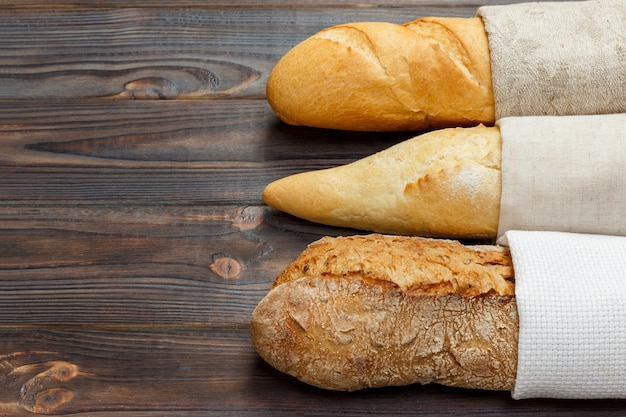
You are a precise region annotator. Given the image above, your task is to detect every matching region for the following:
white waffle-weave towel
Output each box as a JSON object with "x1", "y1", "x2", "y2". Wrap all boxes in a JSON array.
[
  {"x1": 478, "y1": 0, "x2": 626, "y2": 119},
  {"x1": 496, "y1": 113, "x2": 626, "y2": 239},
  {"x1": 498, "y1": 230, "x2": 626, "y2": 399}
]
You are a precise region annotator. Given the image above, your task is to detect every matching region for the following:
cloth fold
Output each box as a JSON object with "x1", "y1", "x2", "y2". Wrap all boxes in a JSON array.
[
  {"x1": 496, "y1": 113, "x2": 626, "y2": 239},
  {"x1": 478, "y1": 0, "x2": 626, "y2": 119},
  {"x1": 498, "y1": 231, "x2": 626, "y2": 399}
]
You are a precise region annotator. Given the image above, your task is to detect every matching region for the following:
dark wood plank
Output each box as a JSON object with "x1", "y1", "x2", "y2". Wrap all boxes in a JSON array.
[
  {"x1": 1, "y1": 328, "x2": 625, "y2": 416},
  {"x1": 0, "y1": 204, "x2": 305, "y2": 325},
  {"x1": 0, "y1": 203, "x2": 367, "y2": 326},
  {"x1": 0, "y1": 6, "x2": 484, "y2": 100},
  {"x1": 0, "y1": 100, "x2": 412, "y2": 204},
  {"x1": 0, "y1": 0, "x2": 535, "y2": 8},
  {"x1": 1, "y1": 2, "x2": 620, "y2": 415}
]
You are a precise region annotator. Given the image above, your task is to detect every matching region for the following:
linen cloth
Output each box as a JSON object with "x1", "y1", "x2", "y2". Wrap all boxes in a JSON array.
[
  {"x1": 478, "y1": 0, "x2": 626, "y2": 119},
  {"x1": 498, "y1": 230, "x2": 626, "y2": 399},
  {"x1": 496, "y1": 113, "x2": 626, "y2": 239}
]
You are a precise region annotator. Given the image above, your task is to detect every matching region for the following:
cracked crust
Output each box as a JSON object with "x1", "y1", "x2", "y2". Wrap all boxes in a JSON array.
[
  {"x1": 251, "y1": 234, "x2": 518, "y2": 391},
  {"x1": 274, "y1": 234, "x2": 513, "y2": 297},
  {"x1": 266, "y1": 17, "x2": 494, "y2": 131}
]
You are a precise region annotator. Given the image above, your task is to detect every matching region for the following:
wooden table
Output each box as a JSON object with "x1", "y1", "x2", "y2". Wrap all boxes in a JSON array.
[{"x1": 1, "y1": 1, "x2": 624, "y2": 415}]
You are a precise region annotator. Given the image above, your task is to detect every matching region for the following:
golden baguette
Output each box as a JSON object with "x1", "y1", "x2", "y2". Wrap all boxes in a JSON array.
[
  {"x1": 263, "y1": 124, "x2": 501, "y2": 239},
  {"x1": 266, "y1": 17, "x2": 494, "y2": 131},
  {"x1": 250, "y1": 234, "x2": 518, "y2": 391}
]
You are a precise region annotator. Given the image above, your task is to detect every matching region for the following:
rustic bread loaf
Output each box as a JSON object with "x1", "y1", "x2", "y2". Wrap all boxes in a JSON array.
[
  {"x1": 263, "y1": 124, "x2": 501, "y2": 238},
  {"x1": 266, "y1": 17, "x2": 495, "y2": 131},
  {"x1": 251, "y1": 234, "x2": 518, "y2": 391}
]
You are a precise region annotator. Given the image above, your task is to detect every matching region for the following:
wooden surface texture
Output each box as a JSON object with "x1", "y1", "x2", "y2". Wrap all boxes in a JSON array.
[{"x1": 1, "y1": 1, "x2": 625, "y2": 415}]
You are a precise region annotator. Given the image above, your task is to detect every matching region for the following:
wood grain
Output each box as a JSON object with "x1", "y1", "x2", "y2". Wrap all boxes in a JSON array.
[
  {"x1": 0, "y1": 6, "x2": 480, "y2": 100},
  {"x1": 0, "y1": 0, "x2": 528, "y2": 8},
  {"x1": 0, "y1": 204, "x2": 337, "y2": 326},
  {"x1": 0, "y1": 100, "x2": 411, "y2": 204},
  {"x1": 1, "y1": 1, "x2": 625, "y2": 415},
  {"x1": 1, "y1": 329, "x2": 626, "y2": 417}
]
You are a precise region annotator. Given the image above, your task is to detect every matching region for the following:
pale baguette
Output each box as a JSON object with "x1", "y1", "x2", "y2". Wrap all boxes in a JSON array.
[
  {"x1": 263, "y1": 124, "x2": 501, "y2": 239},
  {"x1": 250, "y1": 234, "x2": 517, "y2": 391},
  {"x1": 266, "y1": 17, "x2": 494, "y2": 131}
]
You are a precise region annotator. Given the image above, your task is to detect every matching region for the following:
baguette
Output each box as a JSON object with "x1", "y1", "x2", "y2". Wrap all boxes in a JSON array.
[
  {"x1": 266, "y1": 17, "x2": 495, "y2": 131},
  {"x1": 250, "y1": 234, "x2": 517, "y2": 391},
  {"x1": 263, "y1": 124, "x2": 501, "y2": 239}
]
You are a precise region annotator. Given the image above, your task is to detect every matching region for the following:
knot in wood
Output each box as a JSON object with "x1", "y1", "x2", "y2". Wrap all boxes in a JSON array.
[
  {"x1": 48, "y1": 361, "x2": 80, "y2": 382},
  {"x1": 29, "y1": 388, "x2": 75, "y2": 415},
  {"x1": 233, "y1": 206, "x2": 264, "y2": 231},
  {"x1": 210, "y1": 255, "x2": 243, "y2": 279},
  {"x1": 123, "y1": 77, "x2": 179, "y2": 99}
]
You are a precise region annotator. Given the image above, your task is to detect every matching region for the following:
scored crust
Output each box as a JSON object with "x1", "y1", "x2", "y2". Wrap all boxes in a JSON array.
[{"x1": 266, "y1": 17, "x2": 494, "y2": 131}]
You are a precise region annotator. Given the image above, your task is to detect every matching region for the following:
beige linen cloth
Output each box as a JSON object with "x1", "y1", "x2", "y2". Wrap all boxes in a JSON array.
[
  {"x1": 478, "y1": 0, "x2": 626, "y2": 119},
  {"x1": 496, "y1": 113, "x2": 626, "y2": 238}
]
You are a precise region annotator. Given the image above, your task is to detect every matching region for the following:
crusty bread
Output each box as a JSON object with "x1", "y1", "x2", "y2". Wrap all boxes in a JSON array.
[
  {"x1": 266, "y1": 17, "x2": 495, "y2": 131},
  {"x1": 263, "y1": 124, "x2": 501, "y2": 238},
  {"x1": 251, "y1": 234, "x2": 518, "y2": 391}
]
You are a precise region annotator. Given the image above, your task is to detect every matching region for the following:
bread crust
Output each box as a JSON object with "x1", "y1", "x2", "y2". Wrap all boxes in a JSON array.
[
  {"x1": 251, "y1": 234, "x2": 518, "y2": 392},
  {"x1": 274, "y1": 234, "x2": 514, "y2": 296},
  {"x1": 266, "y1": 17, "x2": 495, "y2": 131},
  {"x1": 263, "y1": 125, "x2": 502, "y2": 238}
]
